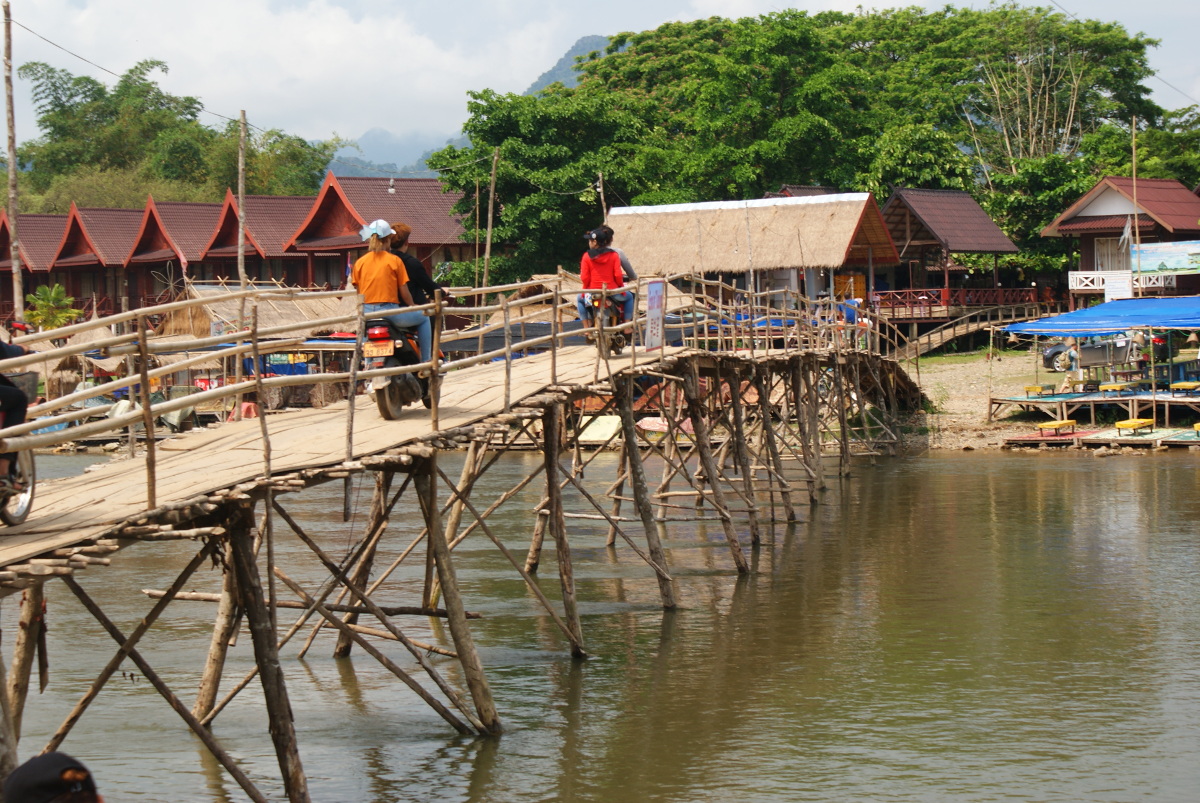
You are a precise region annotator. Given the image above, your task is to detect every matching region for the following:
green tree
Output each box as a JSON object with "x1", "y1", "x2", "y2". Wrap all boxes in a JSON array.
[
  {"x1": 18, "y1": 60, "x2": 341, "y2": 200},
  {"x1": 24, "y1": 284, "x2": 83, "y2": 330},
  {"x1": 432, "y1": 5, "x2": 1166, "y2": 281}
]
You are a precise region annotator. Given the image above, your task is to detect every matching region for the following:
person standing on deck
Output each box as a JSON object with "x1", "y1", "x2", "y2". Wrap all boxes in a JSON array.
[{"x1": 351, "y1": 219, "x2": 432, "y2": 365}]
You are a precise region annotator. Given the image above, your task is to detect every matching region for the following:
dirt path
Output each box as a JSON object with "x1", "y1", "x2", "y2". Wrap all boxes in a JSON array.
[{"x1": 900, "y1": 349, "x2": 1059, "y2": 451}]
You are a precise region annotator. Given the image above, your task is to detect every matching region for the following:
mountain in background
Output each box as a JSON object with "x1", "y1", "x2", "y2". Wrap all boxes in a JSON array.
[
  {"x1": 523, "y1": 34, "x2": 609, "y2": 94},
  {"x1": 330, "y1": 35, "x2": 609, "y2": 179}
]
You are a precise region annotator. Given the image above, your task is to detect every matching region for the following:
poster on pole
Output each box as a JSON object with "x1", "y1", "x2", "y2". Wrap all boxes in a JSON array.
[
  {"x1": 1105, "y1": 271, "x2": 1133, "y2": 302},
  {"x1": 644, "y1": 280, "x2": 666, "y2": 350}
]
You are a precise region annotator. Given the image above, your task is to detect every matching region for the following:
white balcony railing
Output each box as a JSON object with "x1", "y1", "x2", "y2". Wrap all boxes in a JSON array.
[{"x1": 1068, "y1": 271, "x2": 1177, "y2": 292}]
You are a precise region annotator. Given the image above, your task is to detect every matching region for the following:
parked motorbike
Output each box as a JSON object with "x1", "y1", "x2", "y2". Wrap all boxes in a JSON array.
[
  {"x1": 587, "y1": 291, "x2": 626, "y2": 357},
  {"x1": 361, "y1": 318, "x2": 428, "y2": 420}
]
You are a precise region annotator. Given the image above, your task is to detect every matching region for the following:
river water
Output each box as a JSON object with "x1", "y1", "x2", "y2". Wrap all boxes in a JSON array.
[{"x1": 5, "y1": 450, "x2": 1199, "y2": 801}]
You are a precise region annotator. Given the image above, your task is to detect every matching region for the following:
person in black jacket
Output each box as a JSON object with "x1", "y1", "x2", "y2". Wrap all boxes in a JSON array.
[
  {"x1": 390, "y1": 222, "x2": 449, "y2": 306},
  {"x1": 0, "y1": 322, "x2": 31, "y2": 493}
]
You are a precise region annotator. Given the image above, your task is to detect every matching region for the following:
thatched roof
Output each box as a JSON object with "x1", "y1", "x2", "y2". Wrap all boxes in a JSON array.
[
  {"x1": 607, "y1": 194, "x2": 900, "y2": 276},
  {"x1": 157, "y1": 282, "x2": 357, "y2": 338}
]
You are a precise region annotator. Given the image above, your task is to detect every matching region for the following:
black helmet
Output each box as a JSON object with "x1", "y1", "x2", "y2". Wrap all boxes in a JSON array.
[{"x1": 584, "y1": 225, "x2": 614, "y2": 247}]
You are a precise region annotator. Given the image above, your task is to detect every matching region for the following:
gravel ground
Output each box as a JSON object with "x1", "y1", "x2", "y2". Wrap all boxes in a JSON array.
[{"x1": 899, "y1": 348, "x2": 1060, "y2": 451}]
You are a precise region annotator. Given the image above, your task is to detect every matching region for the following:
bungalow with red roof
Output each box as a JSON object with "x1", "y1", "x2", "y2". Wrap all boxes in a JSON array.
[
  {"x1": 1041, "y1": 176, "x2": 1200, "y2": 305},
  {"x1": 0, "y1": 212, "x2": 69, "y2": 320},
  {"x1": 51, "y1": 203, "x2": 144, "y2": 317},
  {"x1": 285, "y1": 173, "x2": 471, "y2": 288},
  {"x1": 878, "y1": 188, "x2": 1022, "y2": 316},
  {"x1": 199, "y1": 191, "x2": 313, "y2": 286},
  {"x1": 125, "y1": 198, "x2": 223, "y2": 307}
]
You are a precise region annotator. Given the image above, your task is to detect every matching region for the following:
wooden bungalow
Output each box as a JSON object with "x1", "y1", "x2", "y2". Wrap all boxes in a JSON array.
[
  {"x1": 125, "y1": 198, "x2": 223, "y2": 308},
  {"x1": 606, "y1": 193, "x2": 899, "y2": 302},
  {"x1": 284, "y1": 173, "x2": 470, "y2": 288},
  {"x1": 199, "y1": 191, "x2": 313, "y2": 286},
  {"x1": 50, "y1": 204, "x2": 144, "y2": 318},
  {"x1": 877, "y1": 188, "x2": 1021, "y2": 317},
  {"x1": 0, "y1": 212, "x2": 69, "y2": 321},
  {"x1": 1041, "y1": 176, "x2": 1200, "y2": 305}
]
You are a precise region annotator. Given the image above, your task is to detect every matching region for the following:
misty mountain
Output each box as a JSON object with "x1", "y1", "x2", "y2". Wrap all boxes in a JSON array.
[
  {"x1": 331, "y1": 35, "x2": 609, "y2": 178},
  {"x1": 523, "y1": 35, "x2": 609, "y2": 94}
]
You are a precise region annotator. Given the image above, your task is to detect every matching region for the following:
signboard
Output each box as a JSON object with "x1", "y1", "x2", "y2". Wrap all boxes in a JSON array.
[
  {"x1": 1129, "y1": 240, "x2": 1200, "y2": 275},
  {"x1": 1104, "y1": 271, "x2": 1133, "y2": 302},
  {"x1": 644, "y1": 280, "x2": 666, "y2": 350}
]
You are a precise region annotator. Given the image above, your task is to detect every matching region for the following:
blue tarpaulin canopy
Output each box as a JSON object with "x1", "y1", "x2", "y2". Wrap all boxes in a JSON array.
[{"x1": 1004, "y1": 296, "x2": 1200, "y2": 336}]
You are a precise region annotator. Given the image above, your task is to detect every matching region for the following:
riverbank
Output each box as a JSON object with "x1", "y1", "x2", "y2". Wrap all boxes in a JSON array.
[{"x1": 903, "y1": 347, "x2": 1057, "y2": 451}]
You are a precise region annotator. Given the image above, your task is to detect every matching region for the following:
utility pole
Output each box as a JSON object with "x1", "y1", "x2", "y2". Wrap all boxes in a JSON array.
[{"x1": 4, "y1": 1, "x2": 23, "y2": 322}]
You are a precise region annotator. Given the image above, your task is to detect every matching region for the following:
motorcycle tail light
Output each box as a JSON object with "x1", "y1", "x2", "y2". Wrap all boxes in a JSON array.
[{"x1": 367, "y1": 326, "x2": 391, "y2": 340}]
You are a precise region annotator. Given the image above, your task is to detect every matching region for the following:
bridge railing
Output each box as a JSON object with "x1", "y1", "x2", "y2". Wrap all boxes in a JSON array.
[{"x1": 0, "y1": 276, "x2": 911, "y2": 507}]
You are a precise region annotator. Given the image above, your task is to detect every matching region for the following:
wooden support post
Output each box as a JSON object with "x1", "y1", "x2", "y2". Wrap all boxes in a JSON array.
[
  {"x1": 617, "y1": 377, "x2": 677, "y2": 608},
  {"x1": 136, "y1": 315, "x2": 157, "y2": 509},
  {"x1": 725, "y1": 364, "x2": 761, "y2": 545},
  {"x1": 415, "y1": 455, "x2": 501, "y2": 734},
  {"x1": 755, "y1": 368, "x2": 796, "y2": 522},
  {"x1": 193, "y1": 544, "x2": 241, "y2": 722},
  {"x1": 543, "y1": 404, "x2": 587, "y2": 656},
  {"x1": 226, "y1": 503, "x2": 309, "y2": 802},
  {"x1": 47, "y1": 541, "x2": 217, "y2": 752},
  {"x1": 5, "y1": 584, "x2": 44, "y2": 740},
  {"x1": 272, "y1": 501, "x2": 482, "y2": 732},
  {"x1": 334, "y1": 470, "x2": 393, "y2": 658},
  {"x1": 605, "y1": 441, "x2": 627, "y2": 548},
  {"x1": 833, "y1": 354, "x2": 851, "y2": 476},
  {"x1": 60, "y1": 576, "x2": 273, "y2": 803},
  {"x1": 683, "y1": 362, "x2": 749, "y2": 573}
]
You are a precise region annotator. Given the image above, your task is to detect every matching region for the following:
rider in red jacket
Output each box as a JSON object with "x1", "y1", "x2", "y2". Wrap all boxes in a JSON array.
[{"x1": 577, "y1": 225, "x2": 630, "y2": 323}]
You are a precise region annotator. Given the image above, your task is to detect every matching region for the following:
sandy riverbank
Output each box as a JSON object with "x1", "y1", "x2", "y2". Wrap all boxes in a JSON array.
[{"x1": 899, "y1": 347, "x2": 1066, "y2": 451}]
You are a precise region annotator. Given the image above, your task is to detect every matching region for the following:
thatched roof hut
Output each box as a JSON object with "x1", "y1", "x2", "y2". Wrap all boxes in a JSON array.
[
  {"x1": 607, "y1": 194, "x2": 900, "y2": 276},
  {"x1": 157, "y1": 282, "x2": 357, "y2": 339}
]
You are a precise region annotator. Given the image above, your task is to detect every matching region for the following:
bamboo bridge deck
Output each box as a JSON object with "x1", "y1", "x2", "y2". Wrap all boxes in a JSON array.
[{"x1": 0, "y1": 344, "x2": 686, "y2": 571}]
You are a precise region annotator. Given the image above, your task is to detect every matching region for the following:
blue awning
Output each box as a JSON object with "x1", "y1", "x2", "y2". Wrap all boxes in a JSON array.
[{"x1": 1004, "y1": 296, "x2": 1200, "y2": 336}]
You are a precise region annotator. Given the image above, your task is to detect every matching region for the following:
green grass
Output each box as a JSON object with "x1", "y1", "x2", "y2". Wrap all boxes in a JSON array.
[{"x1": 915, "y1": 347, "x2": 1029, "y2": 367}]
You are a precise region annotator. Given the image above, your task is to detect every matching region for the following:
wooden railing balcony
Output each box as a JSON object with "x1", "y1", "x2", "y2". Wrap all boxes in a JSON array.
[{"x1": 1068, "y1": 271, "x2": 1176, "y2": 292}]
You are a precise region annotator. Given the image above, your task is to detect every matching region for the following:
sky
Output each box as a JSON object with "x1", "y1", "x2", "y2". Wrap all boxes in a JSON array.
[{"x1": 6, "y1": 0, "x2": 1199, "y2": 155}]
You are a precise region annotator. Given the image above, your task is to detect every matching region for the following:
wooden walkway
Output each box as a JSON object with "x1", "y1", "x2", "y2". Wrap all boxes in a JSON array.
[{"x1": 0, "y1": 344, "x2": 684, "y2": 572}]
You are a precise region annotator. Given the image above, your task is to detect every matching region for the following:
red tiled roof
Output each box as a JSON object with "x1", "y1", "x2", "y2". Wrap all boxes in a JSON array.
[
  {"x1": 286, "y1": 173, "x2": 465, "y2": 251},
  {"x1": 881, "y1": 188, "x2": 1017, "y2": 254},
  {"x1": 204, "y1": 190, "x2": 314, "y2": 260},
  {"x1": 1054, "y1": 214, "x2": 1153, "y2": 235},
  {"x1": 1042, "y1": 177, "x2": 1200, "y2": 237},
  {"x1": 53, "y1": 204, "x2": 143, "y2": 268},
  {"x1": 0, "y1": 212, "x2": 69, "y2": 272},
  {"x1": 127, "y1": 198, "x2": 223, "y2": 267}
]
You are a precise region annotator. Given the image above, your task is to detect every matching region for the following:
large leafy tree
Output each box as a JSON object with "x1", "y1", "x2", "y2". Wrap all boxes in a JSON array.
[
  {"x1": 17, "y1": 60, "x2": 341, "y2": 209},
  {"x1": 432, "y1": 4, "x2": 1166, "y2": 280}
]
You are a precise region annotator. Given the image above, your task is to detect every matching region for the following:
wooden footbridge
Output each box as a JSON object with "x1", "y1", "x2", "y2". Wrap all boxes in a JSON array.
[{"x1": 0, "y1": 279, "x2": 920, "y2": 801}]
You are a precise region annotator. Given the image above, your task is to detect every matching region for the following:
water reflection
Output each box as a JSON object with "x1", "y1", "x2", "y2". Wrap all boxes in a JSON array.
[{"x1": 3, "y1": 451, "x2": 1198, "y2": 801}]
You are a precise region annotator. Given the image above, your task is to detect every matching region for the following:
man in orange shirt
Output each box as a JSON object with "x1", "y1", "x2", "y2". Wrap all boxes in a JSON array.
[{"x1": 351, "y1": 219, "x2": 432, "y2": 364}]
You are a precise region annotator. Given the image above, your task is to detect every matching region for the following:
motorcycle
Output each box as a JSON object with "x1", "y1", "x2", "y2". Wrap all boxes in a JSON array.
[
  {"x1": 586, "y1": 290, "x2": 626, "y2": 357},
  {"x1": 0, "y1": 367, "x2": 38, "y2": 526},
  {"x1": 360, "y1": 318, "x2": 429, "y2": 420},
  {"x1": 0, "y1": 449, "x2": 35, "y2": 526}
]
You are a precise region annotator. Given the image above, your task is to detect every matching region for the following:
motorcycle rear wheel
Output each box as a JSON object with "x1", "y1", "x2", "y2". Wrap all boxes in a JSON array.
[
  {"x1": 374, "y1": 381, "x2": 407, "y2": 420},
  {"x1": 0, "y1": 450, "x2": 36, "y2": 526}
]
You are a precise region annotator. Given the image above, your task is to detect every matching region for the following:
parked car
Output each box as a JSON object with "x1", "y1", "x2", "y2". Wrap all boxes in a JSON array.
[{"x1": 1042, "y1": 333, "x2": 1168, "y2": 372}]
